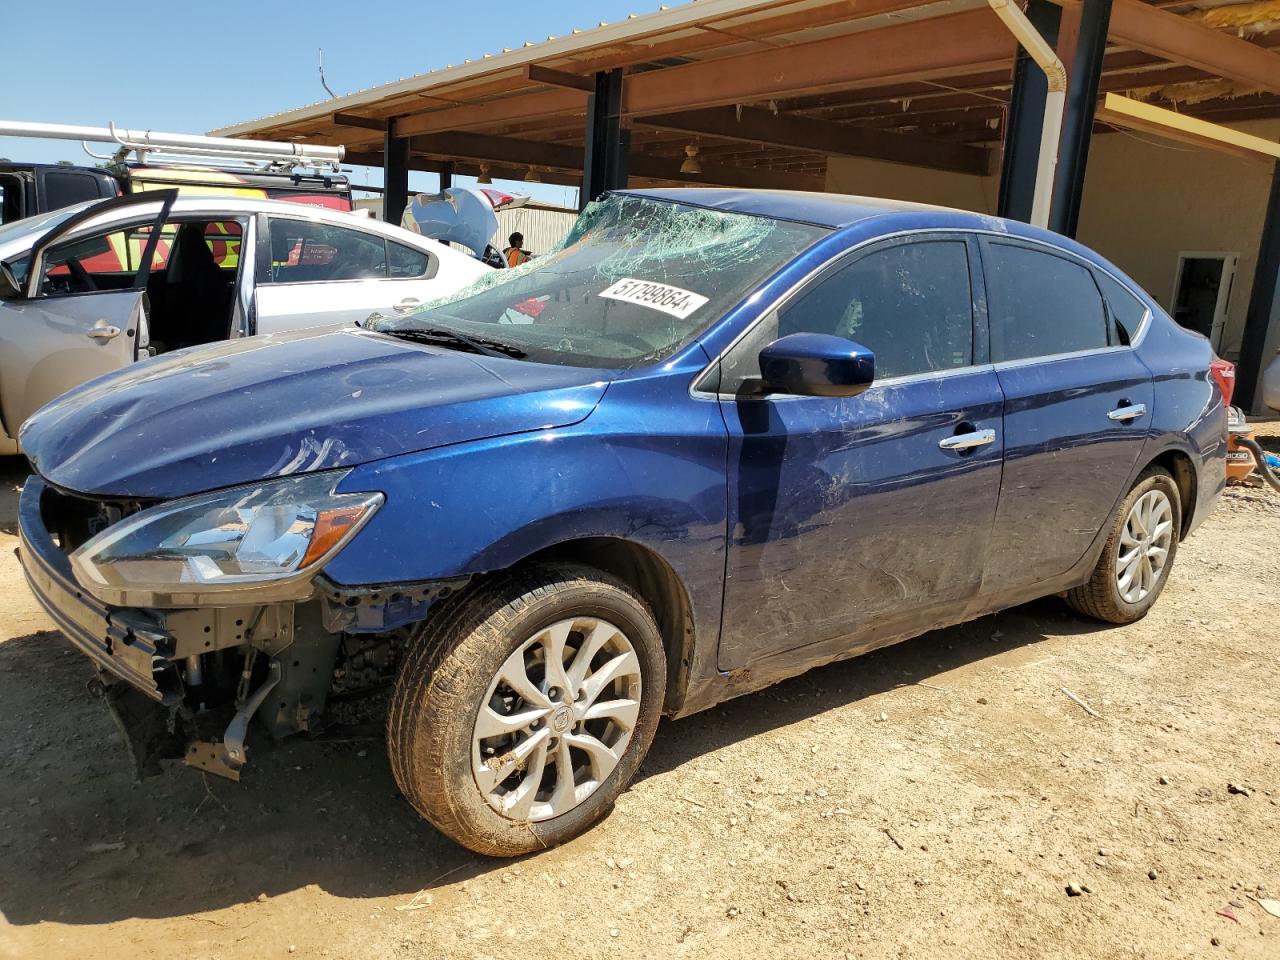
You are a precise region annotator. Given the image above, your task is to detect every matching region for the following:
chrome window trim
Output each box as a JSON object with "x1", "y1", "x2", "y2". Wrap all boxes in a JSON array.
[
  {"x1": 731, "y1": 361, "x2": 1001, "y2": 404},
  {"x1": 689, "y1": 226, "x2": 1152, "y2": 401},
  {"x1": 992, "y1": 343, "x2": 1129, "y2": 372}
]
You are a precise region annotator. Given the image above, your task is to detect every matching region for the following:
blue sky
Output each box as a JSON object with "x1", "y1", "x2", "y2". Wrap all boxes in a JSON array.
[{"x1": 0, "y1": 0, "x2": 656, "y2": 207}]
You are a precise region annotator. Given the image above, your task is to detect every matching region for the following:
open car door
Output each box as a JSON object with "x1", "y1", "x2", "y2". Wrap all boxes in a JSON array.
[{"x1": 0, "y1": 190, "x2": 175, "y2": 438}]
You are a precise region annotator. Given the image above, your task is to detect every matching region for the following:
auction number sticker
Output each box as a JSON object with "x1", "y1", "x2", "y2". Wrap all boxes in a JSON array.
[{"x1": 598, "y1": 277, "x2": 709, "y2": 320}]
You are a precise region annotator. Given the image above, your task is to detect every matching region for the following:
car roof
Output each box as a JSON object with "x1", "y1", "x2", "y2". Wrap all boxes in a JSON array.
[
  {"x1": 616, "y1": 186, "x2": 1112, "y2": 267},
  {"x1": 0, "y1": 194, "x2": 466, "y2": 260},
  {"x1": 617, "y1": 187, "x2": 959, "y2": 229},
  {"x1": 164, "y1": 195, "x2": 384, "y2": 226},
  {"x1": 161, "y1": 196, "x2": 472, "y2": 256}
]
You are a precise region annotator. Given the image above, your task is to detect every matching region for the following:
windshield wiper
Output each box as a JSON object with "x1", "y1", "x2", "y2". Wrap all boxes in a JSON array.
[{"x1": 382, "y1": 326, "x2": 527, "y2": 360}]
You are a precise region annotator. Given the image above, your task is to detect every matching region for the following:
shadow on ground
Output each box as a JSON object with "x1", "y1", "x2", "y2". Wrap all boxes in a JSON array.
[{"x1": 0, "y1": 595, "x2": 1102, "y2": 927}]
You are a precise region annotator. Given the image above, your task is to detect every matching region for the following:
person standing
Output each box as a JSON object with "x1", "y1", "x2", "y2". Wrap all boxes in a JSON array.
[{"x1": 504, "y1": 232, "x2": 532, "y2": 268}]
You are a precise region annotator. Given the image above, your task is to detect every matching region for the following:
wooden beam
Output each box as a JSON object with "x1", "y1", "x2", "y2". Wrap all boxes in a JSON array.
[
  {"x1": 621, "y1": 8, "x2": 1017, "y2": 116},
  {"x1": 524, "y1": 64, "x2": 594, "y2": 92},
  {"x1": 410, "y1": 131, "x2": 582, "y2": 170},
  {"x1": 346, "y1": 150, "x2": 443, "y2": 172},
  {"x1": 630, "y1": 156, "x2": 824, "y2": 191},
  {"x1": 395, "y1": 88, "x2": 587, "y2": 138},
  {"x1": 332, "y1": 112, "x2": 387, "y2": 132},
  {"x1": 402, "y1": 129, "x2": 824, "y2": 191},
  {"x1": 1058, "y1": 0, "x2": 1280, "y2": 94},
  {"x1": 637, "y1": 105, "x2": 991, "y2": 175},
  {"x1": 1096, "y1": 92, "x2": 1280, "y2": 163},
  {"x1": 346, "y1": 149, "x2": 582, "y2": 187},
  {"x1": 566, "y1": 0, "x2": 934, "y2": 76}
]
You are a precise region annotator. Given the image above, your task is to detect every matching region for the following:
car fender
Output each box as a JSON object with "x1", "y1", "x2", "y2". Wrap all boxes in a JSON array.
[{"x1": 324, "y1": 370, "x2": 730, "y2": 677}]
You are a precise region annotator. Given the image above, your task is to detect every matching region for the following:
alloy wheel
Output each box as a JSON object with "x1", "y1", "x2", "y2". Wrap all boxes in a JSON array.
[
  {"x1": 1116, "y1": 489, "x2": 1174, "y2": 604},
  {"x1": 470, "y1": 617, "x2": 642, "y2": 822}
]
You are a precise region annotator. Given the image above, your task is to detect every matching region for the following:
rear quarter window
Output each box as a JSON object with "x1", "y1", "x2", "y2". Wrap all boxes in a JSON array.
[
  {"x1": 388, "y1": 241, "x2": 431, "y2": 278},
  {"x1": 985, "y1": 242, "x2": 1109, "y2": 362},
  {"x1": 1094, "y1": 271, "x2": 1149, "y2": 345}
]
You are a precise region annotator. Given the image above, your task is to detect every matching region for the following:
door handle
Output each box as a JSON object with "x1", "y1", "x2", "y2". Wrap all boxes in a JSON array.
[
  {"x1": 86, "y1": 320, "x2": 121, "y2": 341},
  {"x1": 393, "y1": 297, "x2": 422, "y2": 313},
  {"x1": 939, "y1": 428, "x2": 996, "y2": 451},
  {"x1": 1108, "y1": 403, "x2": 1147, "y2": 422}
]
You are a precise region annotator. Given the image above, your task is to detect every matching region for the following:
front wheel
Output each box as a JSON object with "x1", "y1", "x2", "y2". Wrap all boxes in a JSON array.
[
  {"x1": 386, "y1": 563, "x2": 666, "y2": 857},
  {"x1": 1066, "y1": 466, "x2": 1182, "y2": 624}
]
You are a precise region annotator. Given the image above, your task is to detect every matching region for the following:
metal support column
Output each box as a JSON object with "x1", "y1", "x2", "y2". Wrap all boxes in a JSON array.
[
  {"x1": 1049, "y1": 0, "x2": 1111, "y2": 237},
  {"x1": 383, "y1": 121, "x2": 410, "y2": 225},
  {"x1": 1235, "y1": 161, "x2": 1280, "y2": 411},
  {"x1": 439, "y1": 161, "x2": 454, "y2": 192},
  {"x1": 997, "y1": 0, "x2": 1062, "y2": 222},
  {"x1": 582, "y1": 69, "x2": 628, "y2": 209}
]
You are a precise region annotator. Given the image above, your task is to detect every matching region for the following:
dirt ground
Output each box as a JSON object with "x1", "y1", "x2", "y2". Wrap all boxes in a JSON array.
[{"x1": 1, "y1": 428, "x2": 1277, "y2": 960}]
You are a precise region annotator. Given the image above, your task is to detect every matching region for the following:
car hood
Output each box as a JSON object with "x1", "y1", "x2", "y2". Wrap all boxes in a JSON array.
[{"x1": 21, "y1": 326, "x2": 609, "y2": 499}]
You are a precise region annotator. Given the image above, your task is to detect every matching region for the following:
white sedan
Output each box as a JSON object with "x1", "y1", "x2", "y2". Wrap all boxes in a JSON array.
[{"x1": 0, "y1": 192, "x2": 489, "y2": 453}]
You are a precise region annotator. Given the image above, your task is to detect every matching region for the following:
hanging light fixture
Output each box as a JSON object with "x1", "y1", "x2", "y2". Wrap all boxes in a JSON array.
[
  {"x1": 476, "y1": 162, "x2": 493, "y2": 185},
  {"x1": 680, "y1": 144, "x2": 702, "y2": 175},
  {"x1": 524, "y1": 165, "x2": 542, "y2": 183}
]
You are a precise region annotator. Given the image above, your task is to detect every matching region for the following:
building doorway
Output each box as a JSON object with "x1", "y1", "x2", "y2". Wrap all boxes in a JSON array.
[{"x1": 1170, "y1": 252, "x2": 1237, "y2": 351}]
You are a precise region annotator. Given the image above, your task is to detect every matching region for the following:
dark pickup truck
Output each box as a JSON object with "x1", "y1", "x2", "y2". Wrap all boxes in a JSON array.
[{"x1": 0, "y1": 162, "x2": 118, "y2": 224}]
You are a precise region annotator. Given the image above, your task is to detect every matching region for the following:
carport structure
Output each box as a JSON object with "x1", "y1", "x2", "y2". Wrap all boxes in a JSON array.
[{"x1": 214, "y1": 0, "x2": 1280, "y2": 408}]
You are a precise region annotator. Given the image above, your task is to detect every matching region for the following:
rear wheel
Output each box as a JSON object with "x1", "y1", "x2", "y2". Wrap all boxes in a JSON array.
[
  {"x1": 386, "y1": 563, "x2": 665, "y2": 857},
  {"x1": 1066, "y1": 466, "x2": 1181, "y2": 624}
]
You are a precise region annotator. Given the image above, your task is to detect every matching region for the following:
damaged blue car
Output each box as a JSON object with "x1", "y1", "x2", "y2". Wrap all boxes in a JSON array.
[{"x1": 18, "y1": 189, "x2": 1227, "y2": 856}]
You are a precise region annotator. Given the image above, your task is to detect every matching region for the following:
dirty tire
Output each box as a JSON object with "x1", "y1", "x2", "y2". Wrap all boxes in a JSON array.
[
  {"x1": 1066, "y1": 466, "x2": 1182, "y2": 625},
  {"x1": 386, "y1": 562, "x2": 666, "y2": 857}
]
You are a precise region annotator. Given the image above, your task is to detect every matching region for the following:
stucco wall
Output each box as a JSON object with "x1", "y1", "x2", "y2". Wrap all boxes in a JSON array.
[
  {"x1": 824, "y1": 154, "x2": 998, "y2": 215},
  {"x1": 824, "y1": 121, "x2": 1280, "y2": 408},
  {"x1": 1075, "y1": 119, "x2": 1280, "y2": 367}
]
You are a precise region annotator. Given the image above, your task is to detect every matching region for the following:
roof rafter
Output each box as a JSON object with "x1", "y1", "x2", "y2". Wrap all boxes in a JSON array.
[
  {"x1": 1051, "y1": 0, "x2": 1280, "y2": 94},
  {"x1": 637, "y1": 105, "x2": 992, "y2": 175}
]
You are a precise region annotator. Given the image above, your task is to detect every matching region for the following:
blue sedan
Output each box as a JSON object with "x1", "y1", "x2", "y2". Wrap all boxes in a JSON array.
[{"x1": 17, "y1": 188, "x2": 1228, "y2": 856}]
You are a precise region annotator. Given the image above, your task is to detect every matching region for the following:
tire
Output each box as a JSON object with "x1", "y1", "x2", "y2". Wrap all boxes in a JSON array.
[
  {"x1": 1066, "y1": 466, "x2": 1182, "y2": 625},
  {"x1": 386, "y1": 562, "x2": 666, "y2": 857}
]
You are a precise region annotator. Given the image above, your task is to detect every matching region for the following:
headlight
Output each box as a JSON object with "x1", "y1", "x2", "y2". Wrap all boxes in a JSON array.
[{"x1": 70, "y1": 471, "x2": 383, "y2": 608}]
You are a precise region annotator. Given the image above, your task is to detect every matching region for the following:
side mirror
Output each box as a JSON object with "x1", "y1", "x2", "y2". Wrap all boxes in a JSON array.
[
  {"x1": 758, "y1": 332, "x2": 875, "y2": 398},
  {"x1": 0, "y1": 261, "x2": 22, "y2": 301}
]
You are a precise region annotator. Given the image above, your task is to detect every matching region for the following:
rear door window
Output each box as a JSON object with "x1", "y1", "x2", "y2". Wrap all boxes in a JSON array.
[
  {"x1": 266, "y1": 218, "x2": 388, "y2": 283},
  {"x1": 984, "y1": 241, "x2": 1109, "y2": 362}
]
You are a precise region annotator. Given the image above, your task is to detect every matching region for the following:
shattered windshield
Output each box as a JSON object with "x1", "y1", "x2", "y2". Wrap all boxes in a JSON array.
[{"x1": 369, "y1": 194, "x2": 829, "y2": 368}]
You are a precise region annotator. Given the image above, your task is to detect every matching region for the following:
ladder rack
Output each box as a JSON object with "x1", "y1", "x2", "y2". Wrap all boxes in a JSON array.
[{"x1": 0, "y1": 120, "x2": 345, "y2": 172}]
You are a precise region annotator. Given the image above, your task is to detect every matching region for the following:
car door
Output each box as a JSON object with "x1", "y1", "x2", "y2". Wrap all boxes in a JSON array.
[
  {"x1": 252, "y1": 216, "x2": 444, "y2": 333},
  {"x1": 713, "y1": 234, "x2": 1005, "y2": 672},
  {"x1": 978, "y1": 237, "x2": 1155, "y2": 593},
  {"x1": 0, "y1": 191, "x2": 174, "y2": 438}
]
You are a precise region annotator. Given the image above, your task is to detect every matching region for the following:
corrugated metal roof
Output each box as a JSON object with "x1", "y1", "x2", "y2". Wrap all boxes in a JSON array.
[{"x1": 210, "y1": 0, "x2": 793, "y2": 137}]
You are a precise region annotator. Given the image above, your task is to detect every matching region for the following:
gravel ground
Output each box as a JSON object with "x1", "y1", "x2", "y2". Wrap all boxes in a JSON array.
[{"x1": 0, "y1": 426, "x2": 1277, "y2": 960}]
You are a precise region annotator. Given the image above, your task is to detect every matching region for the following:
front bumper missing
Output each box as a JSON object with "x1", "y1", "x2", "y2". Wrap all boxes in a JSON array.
[
  {"x1": 18, "y1": 477, "x2": 182, "y2": 705},
  {"x1": 19, "y1": 476, "x2": 294, "y2": 781}
]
